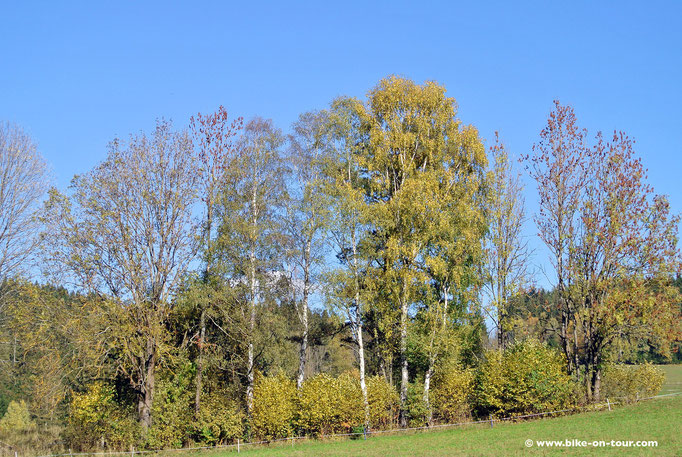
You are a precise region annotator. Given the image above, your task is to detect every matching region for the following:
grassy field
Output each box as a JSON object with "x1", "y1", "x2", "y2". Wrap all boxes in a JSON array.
[
  {"x1": 174, "y1": 365, "x2": 682, "y2": 457},
  {"x1": 658, "y1": 364, "x2": 682, "y2": 395}
]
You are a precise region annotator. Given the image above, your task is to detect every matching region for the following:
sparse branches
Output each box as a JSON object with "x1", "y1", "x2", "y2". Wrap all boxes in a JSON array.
[
  {"x1": 482, "y1": 133, "x2": 531, "y2": 349},
  {"x1": 41, "y1": 120, "x2": 199, "y2": 431},
  {"x1": 0, "y1": 122, "x2": 49, "y2": 285}
]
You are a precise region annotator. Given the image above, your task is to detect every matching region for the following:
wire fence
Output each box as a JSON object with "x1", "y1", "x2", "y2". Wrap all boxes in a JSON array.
[{"x1": 22, "y1": 390, "x2": 680, "y2": 457}]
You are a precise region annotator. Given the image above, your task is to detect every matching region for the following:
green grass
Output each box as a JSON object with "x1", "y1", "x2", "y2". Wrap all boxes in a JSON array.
[
  {"x1": 658, "y1": 364, "x2": 682, "y2": 395},
  {"x1": 171, "y1": 366, "x2": 682, "y2": 457}
]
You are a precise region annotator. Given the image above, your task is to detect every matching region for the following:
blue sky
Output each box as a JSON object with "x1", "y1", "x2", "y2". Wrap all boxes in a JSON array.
[{"x1": 1, "y1": 1, "x2": 681, "y2": 289}]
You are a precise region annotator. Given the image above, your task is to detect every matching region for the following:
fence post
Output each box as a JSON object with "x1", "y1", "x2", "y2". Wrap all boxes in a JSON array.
[
  {"x1": 237, "y1": 438, "x2": 240, "y2": 453},
  {"x1": 364, "y1": 426, "x2": 367, "y2": 440},
  {"x1": 489, "y1": 415, "x2": 493, "y2": 428},
  {"x1": 131, "y1": 446, "x2": 134, "y2": 457},
  {"x1": 607, "y1": 398, "x2": 611, "y2": 411}
]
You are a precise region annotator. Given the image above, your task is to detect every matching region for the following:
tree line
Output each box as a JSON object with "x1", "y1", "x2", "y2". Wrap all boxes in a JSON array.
[{"x1": 0, "y1": 76, "x2": 680, "y2": 449}]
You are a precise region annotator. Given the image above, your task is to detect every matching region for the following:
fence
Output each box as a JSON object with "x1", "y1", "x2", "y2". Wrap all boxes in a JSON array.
[{"x1": 17, "y1": 390, "x2": 678, "y2": 457}]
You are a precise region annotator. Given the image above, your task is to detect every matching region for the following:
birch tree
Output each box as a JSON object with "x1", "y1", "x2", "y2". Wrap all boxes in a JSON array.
[
  {"x1": 41, "y1": 120, "x2": 199, "y2": 432},
  {"x1": 350, "y1": 76, "x2": 488, "y2": 427},
  {"x1": 321, "y1": 97, "x2": 373, "y2": 428},
  {"x1": 217, "y1": 117, "x2": 286, "y2": 415},
  {"x1": 285, "y1": 111, "x2": 332, "y2": 388},
  {"x1": 417, "y1": 126, "x2": 487, "y2": 424}
]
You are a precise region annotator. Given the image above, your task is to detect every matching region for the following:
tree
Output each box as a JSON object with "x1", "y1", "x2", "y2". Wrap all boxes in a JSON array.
[
  {"x1": 482, "y1": 134, "x2": 531, "y2": 349},
  {"x1": 217, "y1": 117, "x2": 287, "y2": 415},
  {"x1": 321, "y1": 97, "x2": 373, "y2": 428},
  {"x1": 0, "y1": 122, "x2": 48, "y2": 285},
  {"x1": 527, "y1": 101, "x2": 681, "y2": 400},
  {"x1": 348, "y1": 76, "x2": 488, "y2": 427},
  {"x1": 42, "y1": 120, "x2": 199, "y2": 431},
  {"x1": 285, "y1": 111, "x2": 332, "y2": 388},
  {"x1": 526, "y1": 102, "x2": 590, "y2": 376},
  {"x1": 416, "y1": 143, "x2": 487, "y2": 424},
  {"x1": 189, "y1": 106, "x2": 243, "y2": 415}
]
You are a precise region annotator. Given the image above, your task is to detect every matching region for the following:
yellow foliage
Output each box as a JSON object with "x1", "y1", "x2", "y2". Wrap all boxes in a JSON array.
[
  {"x1": 251, "y1": 372, "x2": 296, "y2": 440},
  {"x1": 295, "y1": 373, "x2": 363, "y2": 436},
  {"x1": 67, "y1": 383, "x2": 138, "y2": 450},
  {"x1": 0, "y1": 400, "x2": 34, "y2": 432},
  {"x1": 432, "y1": 366, "x2": 474, "y2": 423},
  {"x1": 193, "y1": 392, "x2": 243, "y2": 445},
  {"x1": 475, "y1": 340, "x2": 576, "y2": 417},
  {"x1": 602, "y1": 363, "x2": 664, "y2": 403},
  {"x1": 366, "y1": 376, "x2": 399, "y2": 429}
]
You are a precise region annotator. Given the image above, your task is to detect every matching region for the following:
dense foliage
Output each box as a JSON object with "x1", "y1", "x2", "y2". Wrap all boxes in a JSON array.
[
  {"x1": 601, "y1": 363, "x2": 665, "y2": 403},
  {"x1": 474, "y1": 340, "x2": 577, "y2": 417}
]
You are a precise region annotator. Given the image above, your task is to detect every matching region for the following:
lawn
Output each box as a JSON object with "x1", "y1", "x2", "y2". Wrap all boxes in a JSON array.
[
  {"x1": 658, "y1": 364, "x2": 682, "y2": 395},
  {"x1": 173, "y1": 365, "x2": 682, "y2": 457}
]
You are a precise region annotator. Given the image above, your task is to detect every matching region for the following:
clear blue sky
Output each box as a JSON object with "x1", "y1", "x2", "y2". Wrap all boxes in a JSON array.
[{"x1": 2, "y1": 1, "x2": 681, "y2": 288}]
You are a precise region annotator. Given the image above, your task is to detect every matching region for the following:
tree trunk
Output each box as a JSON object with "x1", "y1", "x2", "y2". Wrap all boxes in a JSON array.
[
  {"x1": 560, "y1": 306, "x2": 573, "y2": 376},
  {"x1": 423, "y1": 364, "x2": 434, "y2": 426},
  {"x1": 194, "y1": 307, "x2": 206, "y2": 416},
  {"x1": 246, "y1": 186, "x2": 258, "y2": 415},
  {"x1": 497, "y1": 307, "x2": 506, "y2": 350},
  {"x1": 358, "y1": 320, "x2": 370, "y2": 430},
  {"x1": 297, "y1": 242, "x2": 311, "y2": 389},
  {"x1": 351, "y1": 232, "x2": 369, "y2": 430},
  {"x1": 296, "y1": 287, "x2": 309, "y2": 388},
  {"x1": 246, "y1": 255, "x2": 256, "y2": 415},
  {"x1": 197, "y1": 191, "x2": 214, "y2": 417},
  {"x1": 592, "y1": 367, "x2": 601, "y2": 402},
  {"x1": 398, "y1": 281, "x2": 409, "y2": 428},
  {"x1": 138, "y1": 339, "x2": 156, "y2": 433}
]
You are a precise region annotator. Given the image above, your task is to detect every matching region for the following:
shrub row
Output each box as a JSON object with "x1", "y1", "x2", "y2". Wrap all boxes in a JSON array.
[
  {"x1": 43, "y1": 341, "x2": 664, "y2": 450},
  {"x1": 251, "y1": 372, "x2": 398, "y2": 439}
]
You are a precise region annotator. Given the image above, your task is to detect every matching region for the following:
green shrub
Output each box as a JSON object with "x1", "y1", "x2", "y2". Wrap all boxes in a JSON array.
[
  {"x1": 251, "y1": 372, "x2": 296, "y2": 440},
  {"x1": 146, "y1": 371, "x2": 193, "y2": 449},
  {"x1": 0, "y1": 400, "x2": 34, "y2": 432},
  {"x1": 405, "y1": 382, "x2": 428, "y2": 428},
  {"x1": 366, "y1": 376, "x2": 399, "y2": 430},
  {"x1": 66, "y1": 383, "x2": 139, "y2": 451},
  {"x1": 431, "y1": 366, "x2": 474, "y2": 423},
  {"x1": 295, "y1": 372, "x2": 363, "y2": 436},
  {"x1": 192, "y1": 391, "x2": 243, "y2": 445},
  {"x1": 475, "y1": 339, "x2": 576, "y2": 417},
  {"x1": 601, "y1": 363, "x2": 664, "y2": 403}
]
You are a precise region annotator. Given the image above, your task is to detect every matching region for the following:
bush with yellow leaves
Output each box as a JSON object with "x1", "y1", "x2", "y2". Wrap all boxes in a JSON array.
[
  {"x1": 0, "y1": 400, "x2": 35, "y2": 433},
  {"x1": 601, "y1": 362, "x2": 664, "y2": 403},
  {"x1": 192, "y1": 391, "x2": 244, "y2": 445},
  {"x1": 475, "y1": 339, "x2": 576, "y2": 417},
  {"x1": 251, "y1": 372, "x2": 296, "y2": 440},
  {"x1": 431, "y1": 365, "x2": 474, "y2": 423},
  {"x1": 366, "y1": 375, "x2": 399, "y2": 429},
  {"x1": 295, "y1": 372, "x2": 363, "y2": 436},
  {"x1": 66, "y1": 383, "x2": 139, "y2": 451}
]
